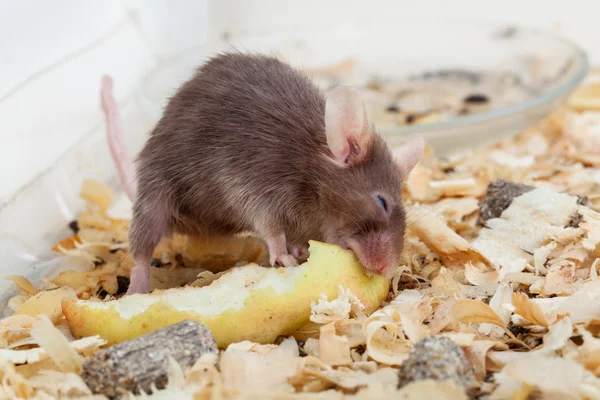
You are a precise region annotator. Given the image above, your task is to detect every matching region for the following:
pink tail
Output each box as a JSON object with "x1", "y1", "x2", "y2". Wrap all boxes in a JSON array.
[{"x1": 100, "y1": 75, "x2": 137, "y2": 202}]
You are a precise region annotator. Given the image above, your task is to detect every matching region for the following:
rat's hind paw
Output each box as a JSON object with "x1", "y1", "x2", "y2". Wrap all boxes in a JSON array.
[{"x1": 126, "y1": 263, "x2": 150, "y2": 294}]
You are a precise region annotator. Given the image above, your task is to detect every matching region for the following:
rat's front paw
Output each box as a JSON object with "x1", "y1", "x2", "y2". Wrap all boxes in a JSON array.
[
  {"x1": 287, "y1": 244, "x2": 308, "y2": 259},
  {"x1": 270, "y1": 252, "x2": 299, "y2": 268},
  {"x1": 264, "y1": 233, "x2": 299, "y2": 268}
]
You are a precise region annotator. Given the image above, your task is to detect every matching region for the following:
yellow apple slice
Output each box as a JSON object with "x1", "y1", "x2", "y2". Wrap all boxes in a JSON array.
[{"x1": 62, "y1": 241, "x2": 389, "y2": 348}]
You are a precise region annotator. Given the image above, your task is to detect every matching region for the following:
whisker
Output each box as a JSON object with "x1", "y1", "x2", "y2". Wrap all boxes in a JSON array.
[{"x1": 404, "y1": 205, "x2": 435, "y2": 230}]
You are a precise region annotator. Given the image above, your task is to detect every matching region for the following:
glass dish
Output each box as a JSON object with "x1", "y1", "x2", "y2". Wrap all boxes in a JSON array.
[{"x1": 138, "y1": 20, "x2": 589, "y2": 157}]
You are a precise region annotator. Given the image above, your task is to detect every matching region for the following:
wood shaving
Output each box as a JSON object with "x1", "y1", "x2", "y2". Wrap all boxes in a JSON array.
[
  {"x1": 29, "y1": 315, "x2": 85, "y2": 373},
  {"x1": 219, "y1": 337, "x2": 299, "y2": 395},
  {"x1": 511, "y1": 292, "x2": 550, "y2": 327},
  {"x1": 0, "y1": 336, "x2": 104, "y2": 365},
  {"x1": 310, "y1": 285, "x2": 365, "y2": 324},
  {"x1": 318, "y1": 322, "x2": 353, "y2": 366},
  {"x1": 4, "y1": 276, "x2": 40, "y2": 296}
]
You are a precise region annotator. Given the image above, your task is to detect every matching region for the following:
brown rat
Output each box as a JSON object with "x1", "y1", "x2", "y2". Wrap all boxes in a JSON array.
[{"x1": 100, "y1": 52, "x2": 424, "y2": 294}]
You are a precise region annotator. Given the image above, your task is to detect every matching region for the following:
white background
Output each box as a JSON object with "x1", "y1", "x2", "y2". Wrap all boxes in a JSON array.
[{"x1": 0, "y1": 0, "x2": 599, "y2": 205}]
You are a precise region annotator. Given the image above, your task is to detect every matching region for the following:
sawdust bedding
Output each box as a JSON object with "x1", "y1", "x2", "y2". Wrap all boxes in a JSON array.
[{"x1": 2, "y1": 69, "x2": 600, "y2": 399}]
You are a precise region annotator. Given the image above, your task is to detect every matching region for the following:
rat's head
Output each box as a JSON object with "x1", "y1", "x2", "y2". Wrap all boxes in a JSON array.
[{"x1": 318, "y1": 86, "x2": 424, "y2": 279}]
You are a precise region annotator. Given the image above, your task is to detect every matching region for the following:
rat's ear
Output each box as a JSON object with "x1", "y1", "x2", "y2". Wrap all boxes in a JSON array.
[
  {"x1": 392, "y1": 134, "x2": 425, "y2": 177},
  {"x1": 325, "y1": 86, "x2": 374, "y2": 166}
]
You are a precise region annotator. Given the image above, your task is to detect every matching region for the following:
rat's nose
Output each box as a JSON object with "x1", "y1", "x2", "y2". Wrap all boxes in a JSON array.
[
  {"x1": 373, "y1": 261, "x2": 391, "y2": 275},
  {"x1": 362, "y1": 255, "x2": 391, "y2": 275},
  {"x1": 346, "y1": 234, "x2": 394, "y2": 276}
]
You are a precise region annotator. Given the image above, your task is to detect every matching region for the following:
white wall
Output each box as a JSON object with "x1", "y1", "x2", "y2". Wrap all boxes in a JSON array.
[
  {"x1": 209, "y1": 0, "x2": 600, "y2": 66},
  {"x1": 0, "y1": 0, "x2": 209, "y2": 205},
  {"x1": 0, "y1": 0, "x2": 598, "y2": 205}
]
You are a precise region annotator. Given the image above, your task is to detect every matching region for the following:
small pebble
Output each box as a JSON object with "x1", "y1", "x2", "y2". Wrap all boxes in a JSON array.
[
  {"x1": 479, "y1": 179, "x2": 589, "y2": 227},
  {"x1": 81, "y1": 320, "x2": 217, "y2": 399},
  {"x1": 478, "y1": 179, "x2": 534, "y2": 225},
  {"x1": 398, "y1": 336, "x2": 476, "y2": 394}
]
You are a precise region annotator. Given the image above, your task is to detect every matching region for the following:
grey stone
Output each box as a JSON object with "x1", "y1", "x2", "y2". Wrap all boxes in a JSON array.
[{"x1": 81, "y1": 320, "x2": 217, "y2": 399}]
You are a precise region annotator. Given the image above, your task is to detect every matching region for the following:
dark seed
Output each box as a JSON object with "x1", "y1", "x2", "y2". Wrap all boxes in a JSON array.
[
  {"x1": 109, "y1": 248, "x2": 120, "y2": 254},
  {"x1": 297, "y1": 340, "x2": 308, "y2": 357},
  {"x1": 405, "y1": 114, "x2": 417, "y2": 124},
  {"x1": 116, "y1": 276, "x2": 130, "y2": 295},
  {"x1": 355, "y1": 344, "x2": 366, "y2": 355},
  {"x1": 68, "y1": 220, "x2": 79, "y2": 233},
  {"x1": 386, "y1": 104, "x2": 400, "y2": 113},
  {"x1": 463, "y1": 94, "x2": 489, "y2": 104},
  {"x1": 150, "y1": 258, "x2": 162, "y2": 268},
  {"x1": 442, "y1": 167, "x2": 455, "y2": 174},
  {"x1": 572, "y1": 336, "x2": 584, "y2": 346}
]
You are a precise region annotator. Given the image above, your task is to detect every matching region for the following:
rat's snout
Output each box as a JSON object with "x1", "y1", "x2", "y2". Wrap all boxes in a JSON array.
[{"x1": 346, "y1": 231, "x2": 399, "y2": 278}]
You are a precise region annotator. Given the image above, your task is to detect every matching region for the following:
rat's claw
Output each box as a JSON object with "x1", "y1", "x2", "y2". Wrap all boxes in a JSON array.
[
  {"x1": 287, "y1": 244, "x2": 308, "y2": 259},
  {"x1": 265, "y1": 234, "x2": 299, "y2": 267},
  {"x1": 272, "y1": 253, "x2": 298, "y2": 267},
  {"x1": 269, "y1": 251, "x2": 298, "y2": 267}
]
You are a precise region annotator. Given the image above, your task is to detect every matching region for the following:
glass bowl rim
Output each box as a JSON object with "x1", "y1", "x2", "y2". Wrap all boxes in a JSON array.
[{"x1": 138, "y1": 19, "x2": 590, "y2": 135}]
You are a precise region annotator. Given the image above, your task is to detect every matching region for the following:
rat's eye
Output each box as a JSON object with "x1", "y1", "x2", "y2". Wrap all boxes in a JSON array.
[
  {"x1": 375, "y1": 194, "x2": 388, "y2": 213},
  {"x1": 373, "y1": 192, "x2": 393, "y2": 219}
]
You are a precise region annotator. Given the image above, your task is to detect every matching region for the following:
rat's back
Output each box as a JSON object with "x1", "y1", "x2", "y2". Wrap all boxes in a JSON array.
[{"x1": 133, "y1": 53, "x2": 327, "y2": 238}]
